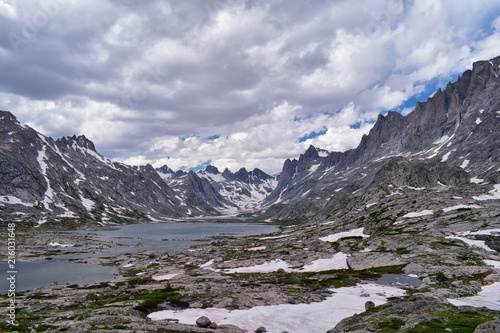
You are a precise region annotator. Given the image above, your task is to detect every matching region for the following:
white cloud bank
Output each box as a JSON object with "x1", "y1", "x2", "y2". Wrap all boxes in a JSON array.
[{"x1": 1, "y1": 0, "x2": 500, "y2": 173}]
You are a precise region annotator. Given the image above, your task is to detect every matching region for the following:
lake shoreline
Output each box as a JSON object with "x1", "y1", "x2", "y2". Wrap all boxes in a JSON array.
[{"x1": 1, "y1": 219, "x2": 499, "y2": 332}]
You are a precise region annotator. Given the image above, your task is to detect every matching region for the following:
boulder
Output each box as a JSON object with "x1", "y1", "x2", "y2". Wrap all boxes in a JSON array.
[
  {"x1": 365, "y1": 301, "x2": 375, "y2": 311},
  {"x1": 196, "y1": 316, "x2": 212, "y2": 328}
]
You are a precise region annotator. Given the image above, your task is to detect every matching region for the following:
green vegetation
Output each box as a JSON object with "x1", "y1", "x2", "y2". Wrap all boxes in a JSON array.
[
  {"x1": 378, "y1": 318, "x2": 406, "y2": 331},
  {"x1": 132, "y1": 284, "x2": 186, "y2": 314},
  {"x1": 274, "y1": 217, "x2": 305, "y2": 226},
  {"x1": 407, "y1": 310, "x2": 496, "y2": 333},
  {"x1": 237, "y1": 265, "x2": 407, "y2": 290},
  {"x1": 0, "y1": 313, "x2": 56, "y2": 332}
]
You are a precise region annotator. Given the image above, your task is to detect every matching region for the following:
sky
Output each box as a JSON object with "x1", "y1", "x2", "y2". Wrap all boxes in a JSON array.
[{"x1": 0, "y1": 0, "x2": 499, "y2": 174}]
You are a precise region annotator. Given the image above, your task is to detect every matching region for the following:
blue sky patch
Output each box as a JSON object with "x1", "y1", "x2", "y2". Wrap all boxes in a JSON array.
[
  {"x1": 299, "y1": 128, "x2": 327, "y2": 142},
  {"x1": 187, "y1": 160, "x2": 212, "y2": 172}
]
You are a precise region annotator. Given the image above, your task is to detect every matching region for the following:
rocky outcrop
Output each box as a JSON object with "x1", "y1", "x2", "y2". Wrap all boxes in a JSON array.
[{"x1": 371, "y1": 157, "x2": 470, "y2": 190}]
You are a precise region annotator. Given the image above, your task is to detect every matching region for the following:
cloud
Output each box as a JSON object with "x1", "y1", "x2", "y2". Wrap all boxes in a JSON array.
[
  {"x1": 120, "y1": 101, "x2": 373, "y2": 173},
  {"x1": 1, "y1": 0, "x2": 500, "y2": 173}
]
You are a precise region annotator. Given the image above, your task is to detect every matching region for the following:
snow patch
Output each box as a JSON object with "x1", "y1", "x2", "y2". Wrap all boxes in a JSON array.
[
  {"x1": 470, "y1": 177, "x2": 484, "y2": 184},
  {"x1": 442, "y1": 204, "x2": 482, "y2": 213},
  {"x1": 456, "y1": 229, "x2": 500, "y2": 236},
  {"x1": 200, "y1": 260, "x2": 215, "y2": 268},
  {"x1": 309, "y1": 164, "x2": 320, "y2": 173},
  {"x1": 80, "y1": 195, "x2": 95, "y2": 211},
  {"x1": 473, "y1": 184, "x2": 500, "y2": 201},
  {"x1": 300, "y1": 253, "x2": 349, "y2": 271},
  {"x1": 259, "y1": 234, "x2": 291, "y2": 240},
  {"x1": 152, "y1": 273, "x2": 179, "y2": 281},
  {"x1": 1, "y1": 196, "x2": 34, "y2": 207},
  {"x1": 441, "y1": 151, "x2": 452, "y2": 162},
  {"x1": 448, "y1": 282, "x2": 500, "y2": 310},
  {"x1": 247, "y1": 246, "x2": 266, "y2": 251},
  {"x1": 148, "y1": 283, "x2": 407, "y2": 333},
  {"x1": 37, "y1": 147, "x2": 55, "y2": 210},
  {"x1": 48, "y1": 242, "x2": 73, "y2": 248},
  {"x1": 484, "y1": 259, "x2": 500, "y2": 269},
  {"x1": 218, "y1": 253, "x2": 349, "y2": 274},
  {"x1": 445, "y1": 236, "x2": 495, "y2": 252},
  {"x1": 405, "y1": 186, "x2": 426, "y2": 191},
  {"x1": 402, "y1": 210, "x2": 433, "y2": 218},
  {"x1": 433, "y1": 135, "x2": 450, "y2": 145},
  {"x1": 222, "y1": 259, "x2": 289, "y2": 274},
  {"x1": 321, "y1": 221, "x2": 335, "y2": 225},
  {"x1": 460, "y1": 159, "x2": 470, "y2": 169},
  {"x1": 319, "y1": 228, "x2": 369, "y2": 243}
]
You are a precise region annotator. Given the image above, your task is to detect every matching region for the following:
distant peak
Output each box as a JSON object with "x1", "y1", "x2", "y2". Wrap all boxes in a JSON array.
[
  {"x1": 205, "y1": 165, "x2": 220, "y2": 174},
  {"x1": 157, "y1": 164, "x2": 173, "y2": 174}
]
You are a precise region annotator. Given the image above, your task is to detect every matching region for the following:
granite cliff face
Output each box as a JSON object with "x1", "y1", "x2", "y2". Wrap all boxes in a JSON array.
[
  {"x1": 263, "y1": 56, "x2": 500, "y2": 220},
  {"x1": 0, "y1": 113, "x2": 218, "y2": 226}
]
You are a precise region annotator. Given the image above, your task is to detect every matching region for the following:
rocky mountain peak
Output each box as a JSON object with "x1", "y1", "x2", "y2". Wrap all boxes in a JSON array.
[
  {"x1": 0, "y1": 110, "x2": 19, "y2": 123},
  {"x1": 234, "y1": 168, "x2": 250, "y2": 182},
  {"x1": 303, "y1": 145, "x2": 319, "y2": 160},
  {"x1": 252, "y1": 168, "x2": 273, "y2": 180},
  {"x1": 57, "y1": 134, "x2": 97, "y2": 152},
  {"x1": 221, "y1": 167, "x2": 233, "y2": 179},
  {"x1": 156, "y1": 164, "x2": 176, "y2": 178},
  {"x1": 205, "y1": 165, "x2": 220, "y2": 174}
]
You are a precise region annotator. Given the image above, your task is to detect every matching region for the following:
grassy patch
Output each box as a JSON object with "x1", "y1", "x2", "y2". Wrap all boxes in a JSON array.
[
  {"x1": 133, "y1": 284, "x2": 185, "y2": 314},
  {"x1": 378, "y1": 318, "x2": 405, "y2": 331},
  {"x1": 237, "y1": 265, "x2": 407, "y2": 291},
  {"x1": 273, "y1": 217, "x2": 305, "y2": 226},
  {"x1": 0, "y1": 313, "x2": 56, "y2": 332},
  {"x1": 395, "y1": 247, "x2": 411, "y2": 255},
  {"x1": 407, "y1": 310, "x2": 496, "y2": 333}
]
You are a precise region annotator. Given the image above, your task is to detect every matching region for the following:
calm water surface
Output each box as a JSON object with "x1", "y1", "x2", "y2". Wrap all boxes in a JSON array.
[{"x1": 1, "y1": 221, "x2": 278, "y2": 292}]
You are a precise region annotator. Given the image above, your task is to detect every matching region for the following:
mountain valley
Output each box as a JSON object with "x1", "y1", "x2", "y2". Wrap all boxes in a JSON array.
[{"x1": 1, "y1": 56, "x2": 500, "y2": 332}]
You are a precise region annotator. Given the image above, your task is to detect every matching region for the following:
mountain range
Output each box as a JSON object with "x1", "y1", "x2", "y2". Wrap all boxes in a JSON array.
[{"x1": 1, "y1": 55, "x2": 499, "y2": 227}]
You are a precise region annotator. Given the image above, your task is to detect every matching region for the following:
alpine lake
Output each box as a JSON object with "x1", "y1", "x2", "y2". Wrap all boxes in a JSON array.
[{"x1": 1, "y1": 220, "x2": 279, "y2": 292}]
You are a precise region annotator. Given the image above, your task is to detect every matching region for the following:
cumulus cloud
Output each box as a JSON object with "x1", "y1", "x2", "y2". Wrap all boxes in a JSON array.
[{"x1": 0, "y1": 0, "x2": 499, "y2": 173}]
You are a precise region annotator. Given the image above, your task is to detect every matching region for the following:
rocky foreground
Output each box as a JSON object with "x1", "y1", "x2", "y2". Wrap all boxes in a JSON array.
[{"x1": 2, "y1": 177, "x2": 500, "y2": 332}]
